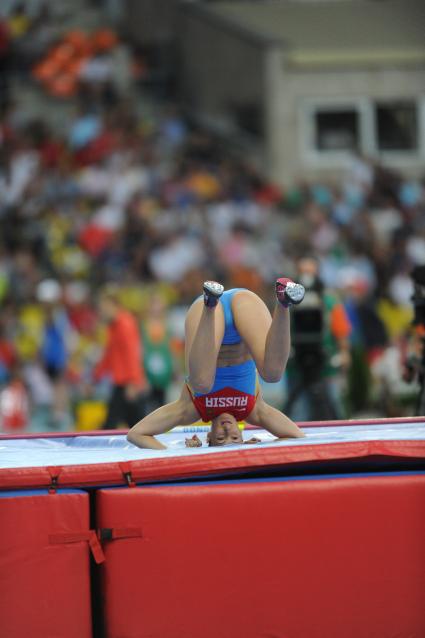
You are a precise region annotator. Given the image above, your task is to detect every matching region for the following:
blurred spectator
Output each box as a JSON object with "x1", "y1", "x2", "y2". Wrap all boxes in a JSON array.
[
  {"x1": 36, "y1": 278, "x2": 73, "y2": 430},
  {"x1": 68, "y1": 107, "x2": 102, "y2": 150},
  {"x1": 7, "y1": 3, "x2": 31, "y2": 40},
  {"x1": 0, "y1": 320, "x2": 16, "y2": 382},
  {"x1": 370, "y1": 333, "x2": 418, "y2": 417},
  {"x1": 23, "y1": 354, "x2": 54, "y2": 430},
  {"x1": 0, "y1": 364, "x2": 29, "y2": 433},
  {"x1": 38, "y1": 280, "x2": 69, "y2": 380},
  {"x1": 142, "y1": 292, "x2": 174, "y2": 412},
  {"x1": 79, "y1": 51, "x2": 117, "y2": 107},
  {"x1": 94, "y1": 285, "x2": 147, "y2": 429},
  {"x1": 341, "y1": 272, "x2": 388, "y2": 413}
]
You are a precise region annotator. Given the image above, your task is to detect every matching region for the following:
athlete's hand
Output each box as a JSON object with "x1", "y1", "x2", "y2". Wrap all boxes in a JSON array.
[
  {"x1": 185, "y1": 435, "x2": 202, "y2": 448},
  {"x1": 243, "y1": 437, "x2": 261, "y2": 445}
]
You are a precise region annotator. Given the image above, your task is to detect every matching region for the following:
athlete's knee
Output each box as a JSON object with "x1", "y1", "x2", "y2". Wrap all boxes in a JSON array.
[
  {"x1": 260, "y1": 366, "x2": 284, "y2": 384},
  {"x1": 188, "y1": 377, "x2": 213, "y2": 395},
  {"x1": 262, "y1": 373, "x2": 282, "y2": 383}
]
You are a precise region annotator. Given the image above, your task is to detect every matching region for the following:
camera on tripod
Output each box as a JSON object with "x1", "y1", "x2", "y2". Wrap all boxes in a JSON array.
[{"x1": 291, "y1": 277, "x2": 325, "y2": 380}]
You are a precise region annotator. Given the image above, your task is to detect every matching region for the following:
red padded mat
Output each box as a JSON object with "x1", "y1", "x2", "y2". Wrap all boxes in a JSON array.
[
  {"x1": 96, "y1": 474, "x2": 425, "y2": 638},
  {"x1": 0, "y1": 490, "x2": 93, "y2": 638}
]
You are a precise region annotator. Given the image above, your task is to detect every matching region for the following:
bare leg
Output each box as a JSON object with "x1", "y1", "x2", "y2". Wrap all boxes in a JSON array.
[
  {"x1": 232, "y1": 290, "x2": 291, "y2": 382},
  {"x1": 127, "y1": 386, "x2": 199, "y2": 449},
  {"x1": 248, "y1": 394, "x2": 305, "y2": 439},
  {"x1": 185, "y1": 298, "x2": 225, "y2": 394}
]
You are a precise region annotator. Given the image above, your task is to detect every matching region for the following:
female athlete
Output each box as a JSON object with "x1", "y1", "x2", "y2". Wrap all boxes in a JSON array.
[{"x1": 127, "y1": 279, "x2": 306, "y2": 449}]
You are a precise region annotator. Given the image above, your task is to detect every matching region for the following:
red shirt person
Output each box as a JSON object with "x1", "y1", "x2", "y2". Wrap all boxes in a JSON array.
[{"x1": 95, "y1": 286, "x2": 147, "y2": 429}]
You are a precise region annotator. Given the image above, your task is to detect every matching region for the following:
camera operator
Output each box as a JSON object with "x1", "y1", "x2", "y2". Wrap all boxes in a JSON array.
[{"x1": 284, "y1": 257, "x2": 352, "y2": 421}]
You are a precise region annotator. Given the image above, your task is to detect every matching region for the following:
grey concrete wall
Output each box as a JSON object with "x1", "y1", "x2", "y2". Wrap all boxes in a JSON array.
[
  {"x1": 268, "y1": 62, "x2": 425, "y2": 184},
  {"x1": 177, "y1": 5, "x2": 268, "y2": 135},
  {"x1": 123, "y1": 0, "x2": 179, "y2": 45}
]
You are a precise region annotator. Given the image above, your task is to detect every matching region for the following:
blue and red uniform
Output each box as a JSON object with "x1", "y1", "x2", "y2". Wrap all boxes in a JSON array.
[{"x1": 187, "y1": 289, "x2": 259, "y2": 422}]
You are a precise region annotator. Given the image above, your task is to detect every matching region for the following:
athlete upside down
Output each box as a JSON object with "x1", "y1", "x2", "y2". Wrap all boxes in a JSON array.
[{"x1": 127, "y1": 279, "x2": 306, "y2": 449}]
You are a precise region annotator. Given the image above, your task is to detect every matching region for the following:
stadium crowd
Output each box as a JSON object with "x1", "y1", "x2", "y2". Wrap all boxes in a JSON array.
[{"x1": 0, "y1": 15, "x2": 424, "y2": 431}]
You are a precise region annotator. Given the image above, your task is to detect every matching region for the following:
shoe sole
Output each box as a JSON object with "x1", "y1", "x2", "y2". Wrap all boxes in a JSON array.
[
  {"x1": 284, "y1": 282, "x2": 305, "y2": 304},
  {"x1": 203, "y1": 281, "x2": 224, "y2": 297}
]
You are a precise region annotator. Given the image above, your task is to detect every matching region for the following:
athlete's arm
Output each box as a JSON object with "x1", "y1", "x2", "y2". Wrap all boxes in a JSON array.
[
  {"x1": 127, "y1": 386, "x2": 199, "y2": 450},
  {"x1": 247, "y1": 395, "x2": 305, "y2": 440}
]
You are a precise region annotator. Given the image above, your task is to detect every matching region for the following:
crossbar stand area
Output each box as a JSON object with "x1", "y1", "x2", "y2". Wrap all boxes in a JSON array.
[{"x1": 1, "y1": 418, "x2": 425, "y2": 638}]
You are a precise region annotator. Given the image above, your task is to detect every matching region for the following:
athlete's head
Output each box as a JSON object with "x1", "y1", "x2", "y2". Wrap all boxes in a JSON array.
[{"x1": 207, "y1": 413, "x2": 243, "y2": 446}]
